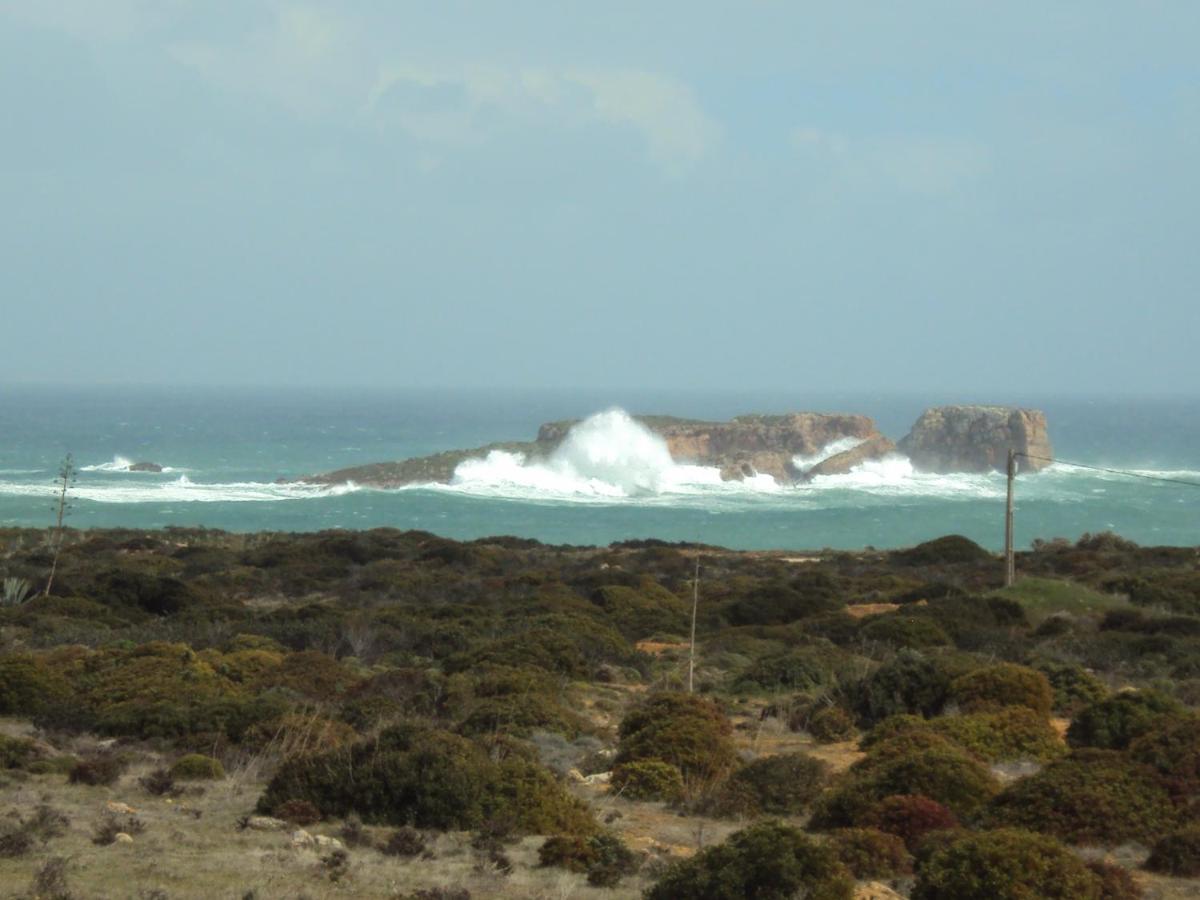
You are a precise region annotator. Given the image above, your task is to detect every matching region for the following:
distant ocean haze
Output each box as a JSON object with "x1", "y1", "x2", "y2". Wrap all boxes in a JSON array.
[{"x1": 0, "y1": 386, "x2": 1197, "y2": 550}]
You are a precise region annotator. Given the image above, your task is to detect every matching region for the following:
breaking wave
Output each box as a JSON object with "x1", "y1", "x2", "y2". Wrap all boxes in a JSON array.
[
  {"x1": 0, "y1": 475, "x2": 359, "y2": 504},
  {"x1": 81, "y1": 455, "x2": 183, "y2": 474},
  {"x1": 433, "y1": 409, "x2": 1007, "y2": 504},
  {"x1": 446, "y1": 409, "x2": 779, "y2": 500}
]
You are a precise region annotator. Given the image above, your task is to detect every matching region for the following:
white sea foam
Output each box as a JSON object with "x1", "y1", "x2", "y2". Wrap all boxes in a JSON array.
[
  {"x1": 80, "y1": 455, "x2": 183, "y2": 474},
  {"x1": 81, "y1": 456, "x2": 134, "y2": 472},
  {"x1": 792, "y1": 436, "x2": 866, "y2": 472},
  {"x1": 0, "y1": 475, "x2": 356, "y2": 504}
]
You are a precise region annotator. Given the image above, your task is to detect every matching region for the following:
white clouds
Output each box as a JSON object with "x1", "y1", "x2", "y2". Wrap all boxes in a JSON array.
[
  {"x1": 791, "y1": 127, "x2": 991, "y2": 195},
  {"x1": 153, "y1": 3, "x2": 719, "y2": 174},
  {"x1": 567, "y1": 69, "x2": 718, "y2": 172},
  {"x1": 368, "y1": 63, "x2": 719, "y2": 173},
  {"x1": 170, "y1": 5, "x2": 364, "y2": 118}
]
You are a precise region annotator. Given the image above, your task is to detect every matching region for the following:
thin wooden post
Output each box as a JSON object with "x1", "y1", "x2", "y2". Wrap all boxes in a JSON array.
[
  {"x1": 1004, "y1": 448, "x2": 1016, "y2": 587},
  {"x1": 688, "y1": 553, "x2": 700, "y2": 693}
]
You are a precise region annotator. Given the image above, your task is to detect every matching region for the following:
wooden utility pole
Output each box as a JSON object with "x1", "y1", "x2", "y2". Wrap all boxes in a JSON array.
[
  {"x1": 687, "y1": 552, "x2": 700, "y2": 693},
  {"x1": 1004, "y1": 448, "x2": 1016, "y2": 587}
]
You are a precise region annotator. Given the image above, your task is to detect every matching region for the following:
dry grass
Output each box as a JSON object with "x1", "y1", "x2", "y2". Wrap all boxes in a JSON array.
[{"x1": 0, "y1": 750, "x2": 663, "y2": 899}]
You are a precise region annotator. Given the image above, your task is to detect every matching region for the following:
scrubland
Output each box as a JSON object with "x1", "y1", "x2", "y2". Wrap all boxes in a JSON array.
[{"x1": 1, "y1": 527, "x2": 1199, "y2": 898}]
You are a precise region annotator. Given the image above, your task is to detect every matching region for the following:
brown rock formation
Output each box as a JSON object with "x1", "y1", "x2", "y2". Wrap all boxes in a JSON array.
[
  {"x1": 302, "y1": 412, "x2": 893, "y2": 488},
  {"x1": 539, "y1": 413, "x2": 886, "y2": 483},
  {"x1": 898, "y1": 406, "x2": 1053, "y2": 474}
]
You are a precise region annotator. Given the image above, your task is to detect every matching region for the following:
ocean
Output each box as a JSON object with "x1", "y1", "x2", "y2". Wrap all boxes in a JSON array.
[{"x1": 1, "y1": 386, "x2": 1198, "y2": 551}]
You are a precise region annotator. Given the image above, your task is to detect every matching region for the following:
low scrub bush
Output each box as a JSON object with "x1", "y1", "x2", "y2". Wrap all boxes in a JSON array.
[
  {"x1": 931, "y1": 708, "x2": 1064, "y2": 762},
  {"x1": 892, "y1": 535, "x2": 992, "y2": 567},
  {"x1": 808, "y1": 706, "x2": 856, "y2": 743},
  {"x1": 854, "y1": 651, "x2": 950, "y2": 725},
  {"x1": 827, "y1": 827, "x2": 912, "y2": 878},
  {"x1": 0, "y1": 735, "x2": 38, "y2": 769},
  {"x1": 614, "y1": 693, "x2": 737, "y2": 783},
  {"x1": 610, "y1": 760, "x2": 684, "y2": 802},
  {"x1": 646, "y1": 820, "x2": 854, "y2": 900},
  {"x1": 258, "y1": 728, "x2": 594, "y2": 835},
  {"x1": 92, "y1": 811, "x2": 145, "y2": 846},
  {"x1": 726, "y1": 752, "x2": 827, "y2": 816},
  {"x1": 950, "y1": 663, "x2": 1053, "y2": 717},
  {"x1": 1144, "y1": 826, "x2": 1200, "y2": 877},
  {"x1": 169, "y1": 753, "x2": 225, "y2": 780},
  {"x1": 1067, "y1": 691, "x2": 1183, "y2": 750},
  {"x1": 1086, "y1": 860, "x2": 1144, "y2": 900},
  {"x1": 1034, "y1": 662, "x2": 1108, "y2": 716},
  {"x1": 538, "y1": 832, "x2": 639, "y2": 887},
  {"x1": 861, "y1": 614, "x2": 951, "y2": 649},
  {"x1": 911, "y1": 828, "x2": 1104, "y2": 900},
  {"x1": 863, "y1": 794, "x2": 959, "y2": 851},
  {"x1": 985, "y1": 749, "x2": 1177, "y2": 844},
  {"x1": 275, "y1": 799, "x2": 321, "y2": 826},
  {"x1": 381, "y1": 826, "x2": 428, "y2": 858},
  {"x1": 810, "y1": 739, "x2": 998, "y2": 828},
  {"x1": 1128, "y1": 714, "x2": 1200, "y2": 798},
  {"x1": 69, "y1": 754, "x2": 128, "y2": 786}
]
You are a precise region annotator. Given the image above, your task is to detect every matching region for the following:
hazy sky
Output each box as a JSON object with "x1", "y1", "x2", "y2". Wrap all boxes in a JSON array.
[{"x1": 2, "y1": 2, "x2": 1198, "y2": 393}]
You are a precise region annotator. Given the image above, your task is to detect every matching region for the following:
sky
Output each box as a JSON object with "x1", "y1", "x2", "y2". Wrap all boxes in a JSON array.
[{"x1": 1, "y1": 2, "x2": 1198, "y2": 394}]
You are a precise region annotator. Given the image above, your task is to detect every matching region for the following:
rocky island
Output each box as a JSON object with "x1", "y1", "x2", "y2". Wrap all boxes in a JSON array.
[{"x1": 297, "y1": 405, "x2": 1053, "y2": 489}]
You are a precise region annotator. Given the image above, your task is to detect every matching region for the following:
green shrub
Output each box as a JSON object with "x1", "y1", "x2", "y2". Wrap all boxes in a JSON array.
[
  {"x1": 827, "y1": 827, "x2": 912, "y2": 878},
  {"x1": 258, "y1": 729, "x2": 594, "y2": 835},
  {"x1": 911, "y1": 829, "x2": 1103, "y2": 900},
  {"x1": 734, "y1": 645, "x2": 849, "y2": 693},
  {"x1": 590, "y1": 582, "x2": 689, "y2": 640},
  {"x1": 892, "y1": 535, "x2": 992, "y2": 567},
  {"x1": 863, "y1": 794, "x2": 959, "y2": 851},
  {"x1": 929, "y1": 708, "x2": 1065, "y2": 762},
  {"x1": 811, "y1": 740, "x2": 998, "y2": 828},
  {"x1": 610, "y1": 760, "x2": 684, "y2": 802},
  {"x1": 381, "y1": 826, "x2": 427, "y2": 857},
  {"x1": 68, "y1": 754, "x2": 127, "y2": 786},
  {"x1": 950, "y1": 663, "x2": 1053, "y2": 717},
  {"x1": 861, "y1": 615, "x2": 952, "y2": 649},
  {"x1": 985, "y1": 749, "x2": 1177, "y2": 844},
  {"x1": 725, "y1": 753, "x2": 827, "y2": 816},
  {"x1": 1034, "y1": 662, "x2": 1108, "y2": 716},
  {"x1": 645, "y1": 820, "x2": 854, "y2": 900},
  {"x1": 1144, "y1": 825, "x2": 1200, "y2": 876},
  {"x1": 1128, "y1": 714, "x2": 1200, "y2": 796},
  {"x1": 1067, "y1": 691, "x2": 1183, "y2": 750},
  {"x1": 457, "y1": 693, "x2": 586, "y2": 739},
  {"x1": 169, "y1": 753, "x2": 225, "y2": 780},
  {"x1": 725, "y1": 576, "x2": 841, "y2": 626},
  {"x1": 1086, "y1": 860, "x2": 1144, "y2": 900},
  {"x1": 275, "y1": 798, "x2": 321, "y2": 825},
  {"x1": 808, "y1": 706, "x2": 856, "y2": 743},
  {"x1": 855, "y1": 651, "x2": 950, "y2": 725},
  {"x1": 0, "y1": 655, "x2": 70, "y2": 717},
  {"x1": 538, "y1": 832, "x2": 639, "y2": 887},
  {"x1": 615, "y1": 693, "x2": 737, "y2": 783},
  {"x1": 0, "y1": 735, "x2": 38, "y2": 770}
]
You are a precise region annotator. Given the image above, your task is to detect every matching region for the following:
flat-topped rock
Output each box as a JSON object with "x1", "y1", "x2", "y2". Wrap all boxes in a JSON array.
[{"x1": 898, "y1": 406, "x2": 1052, "y2": 474}]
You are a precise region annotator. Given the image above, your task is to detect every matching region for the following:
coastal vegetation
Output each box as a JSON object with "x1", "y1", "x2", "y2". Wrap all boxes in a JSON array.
[{"x1": 0, "y1": 525, "x2": 1198, "y2": 897}]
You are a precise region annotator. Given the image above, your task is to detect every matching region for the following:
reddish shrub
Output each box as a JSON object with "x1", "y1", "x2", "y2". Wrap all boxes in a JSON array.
[{"x1": 863, "y1": 794, "x2": 960, "y2": 851}]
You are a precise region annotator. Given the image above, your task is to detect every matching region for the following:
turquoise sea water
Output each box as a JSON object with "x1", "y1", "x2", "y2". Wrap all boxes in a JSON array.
[{"x1": 1, "y1": 387, "x2": 1197, "y2": 551}]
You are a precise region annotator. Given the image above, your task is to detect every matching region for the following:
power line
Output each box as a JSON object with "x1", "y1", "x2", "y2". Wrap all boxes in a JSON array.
[{"x1": 1016, "y1": 452, "x2": 1200, "y2": 490}]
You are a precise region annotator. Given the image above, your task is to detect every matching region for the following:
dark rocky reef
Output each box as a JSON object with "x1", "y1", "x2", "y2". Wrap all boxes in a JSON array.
[
  {"x1": 898, "y1": 406, "x2": 1053, "y2": 474},
  {"x1": 129, "y1": 461, "x2": 164, "y2": 473}
]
